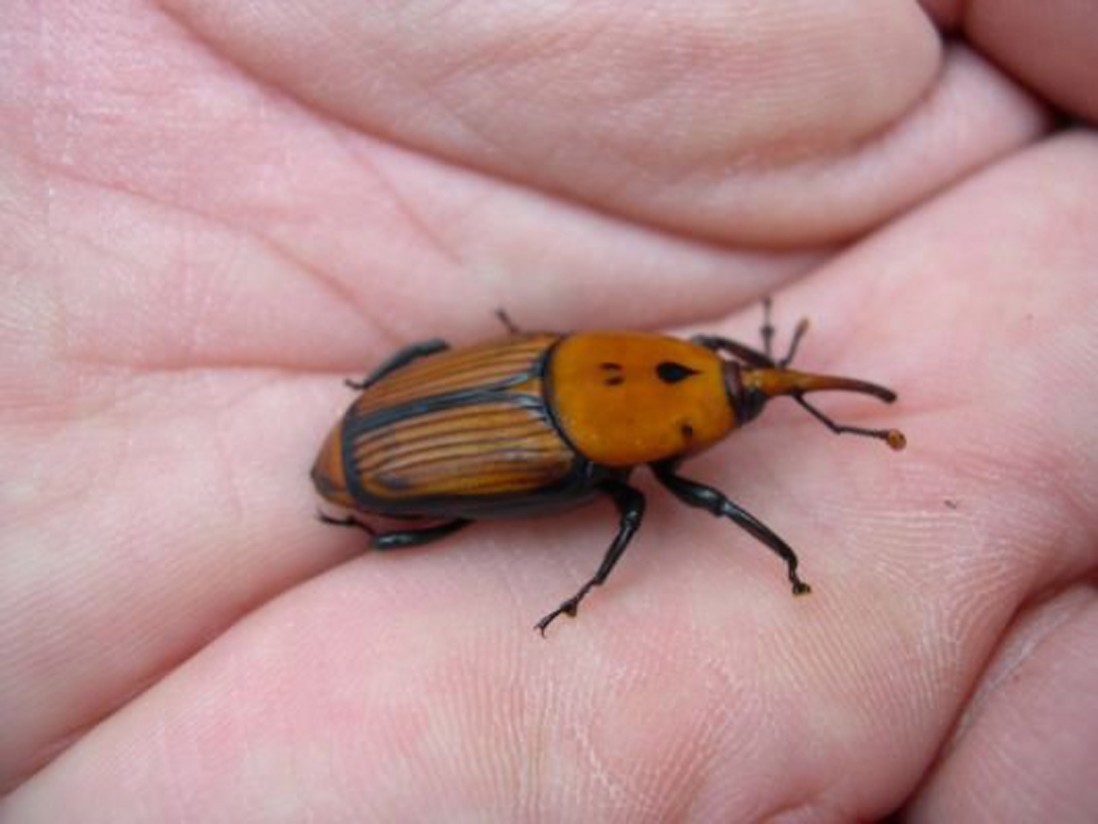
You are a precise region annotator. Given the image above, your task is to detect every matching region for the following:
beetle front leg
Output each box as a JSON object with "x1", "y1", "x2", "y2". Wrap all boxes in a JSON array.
[
  {"x1": 535, "y1": 481, "x2": 646, "y2": 636},
  {"x1": 651, "y1": 463, "x2": 812, "y2": 596},
  {"x1": 345, "y1": 338, "x2": 450, "y2": 391},
  {"x1": 691, "y1": 334, "x2": 772, "y2": 368}
]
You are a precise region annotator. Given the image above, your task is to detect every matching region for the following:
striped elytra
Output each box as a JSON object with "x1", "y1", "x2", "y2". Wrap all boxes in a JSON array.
[
  {"x1": 348, "y1": 334, "x2": 558, "y2": 417},
  {"x1": 314, "y1": 333, "x2": 590, "y2": 517},
  {"x1": 311, "y1": 306, "x2": 906, "y2": 634},
  {"x1": 350, "y1": 399, "x2": 573, "y2": 500}
]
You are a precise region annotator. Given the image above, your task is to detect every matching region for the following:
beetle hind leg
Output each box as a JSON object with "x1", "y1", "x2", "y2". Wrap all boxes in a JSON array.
[
  {"x1": 760, "y1": 296, "x2": 776, "y2": 360},
  {"x1": 495, "y1": 308, "x2": 522, "y2": 335},
  {"x1": 316, "y1": 509, "x2": 377, "y2": 534},
  {"x1": 651, "y1": 463, "x2": 812, "y2": 596},
  {"x1": 370, "y1": 518, "x2": 471, "y2": 549},
  {"x1": 535, "y1": 481, "x2": 646, "y2": 636},
  {"x1": 345, "y1": 338, "x2": 450, "y2": 391},
  {"x1": 316, "y1": 509, "x2": 471, "y2": 550}
]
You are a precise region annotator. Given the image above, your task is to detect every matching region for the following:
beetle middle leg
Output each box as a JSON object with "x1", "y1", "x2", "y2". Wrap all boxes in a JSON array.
[
  {"x1": 345, "y1": 338, "x2": 450, "y2": 390},
  {"x1": 316, "y1": 510, "x2": 471, "y2": 549},
  {"x1": 535, "y1": 480, "x2": 646, "y2": 635},
  {"x1": 651, "y1": 462, "x2": 812, "y2": 596}
]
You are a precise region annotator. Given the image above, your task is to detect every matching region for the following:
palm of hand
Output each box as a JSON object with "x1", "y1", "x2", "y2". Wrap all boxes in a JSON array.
[{"x1": 3, "y1": 3, "x2": 1096, "y2": 820}]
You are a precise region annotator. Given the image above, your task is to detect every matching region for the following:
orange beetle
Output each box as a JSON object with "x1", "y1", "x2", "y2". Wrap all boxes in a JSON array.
[{"x1": 312, "y1": 303, "x2": 905, "y2": 634}]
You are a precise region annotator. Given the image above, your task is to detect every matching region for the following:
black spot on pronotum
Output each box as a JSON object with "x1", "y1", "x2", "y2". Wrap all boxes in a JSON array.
[
  {"x1": 656, "y1": 362, "x2": 700, "y2": 384},
  {"x1": 600, "y1": 361, "x2": 625, "y2": 386},
  {"x1": 680, "y1": 422, "x2": 694, "y2": 440}
]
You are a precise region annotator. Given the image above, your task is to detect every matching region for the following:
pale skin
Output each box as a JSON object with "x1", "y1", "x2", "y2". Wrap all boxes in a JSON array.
[{"x1": 2, "y1": 1, "x2": 1097, "y2": 821}]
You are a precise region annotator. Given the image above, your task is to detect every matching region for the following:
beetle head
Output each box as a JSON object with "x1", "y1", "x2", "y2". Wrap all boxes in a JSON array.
[{"x1": 715, "y1": 331, "x2": 904, "y2": 452}]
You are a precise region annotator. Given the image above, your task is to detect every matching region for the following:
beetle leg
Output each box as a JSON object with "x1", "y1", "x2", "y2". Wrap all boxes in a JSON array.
[
  {"x1": 345, "y1": 339, "x2": 450, "y2": 391},
  {"x1": 778, "y1": 318, "x2": 810, "y2": 367},
  {"x1": 690, "y1": 334, "x2": 774, "y2": 368},
  {"x1": 316, "y1": 509, "x2": 471, "y2": 549},
  {"x1": 693, "y1": 300, "x2": 810, "y2": 368},
  {"x1": 495, "y1": 308, "x2": 522, "y2": 335},
  {"x1": 761, "y1": 298, "x2": 812, "y2": 366},
  {"x1": 535, "y1": 481, "x2": 646, "y2": 636},
  {"x1": 651, "y1": 463, "x2": 812, "y2": 596},
  {"x1": 760, "y1": 296, "x2": 776, "y2": 361},
  {"x1": 316, "y1": 509, "x2": 377, "y2": 534},
  {"x1": 370, "y1": 518, "x2": 471, "y2": 549}
]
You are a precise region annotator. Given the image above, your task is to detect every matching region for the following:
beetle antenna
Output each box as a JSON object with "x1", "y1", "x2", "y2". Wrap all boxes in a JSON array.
[
  {"x1": 739, "y1": 368, "x2": 906, "y2": 450},
  {"x1": 793, "y1": 394, "x2": 906, "y2": 450}
]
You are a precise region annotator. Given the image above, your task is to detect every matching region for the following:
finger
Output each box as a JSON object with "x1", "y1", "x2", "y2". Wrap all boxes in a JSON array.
[
  {"x1": 164, "y1": 1, "x2": 1049, "y2": 245},
  {"x1": 923, "y1": 0, "x2": 1098, "y2": 121},
  {"x1": 905, "y1": 585, "x2": 1098, "y2": 819},
  {"x1": 0, "y1": 1, "x2": 817, "y2": 342}
]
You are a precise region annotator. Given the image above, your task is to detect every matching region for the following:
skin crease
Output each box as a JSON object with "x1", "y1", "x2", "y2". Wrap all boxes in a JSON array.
[{"x1": 1, "y1": 0, "x2": 1096, "y2": 820}]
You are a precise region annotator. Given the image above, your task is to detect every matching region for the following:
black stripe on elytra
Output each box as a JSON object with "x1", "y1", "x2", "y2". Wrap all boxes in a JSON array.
[
  {"x1": 341, "y1": 377, "x2": 549, "y2": 506},
  {"x1": 365, "y1": 435, "x2": 566, "y2": 473},
  {"x1": 354, "y1": 417, "x2": 549, "y2": 462},
  {"x1": 367, "y1": 452, "x2": 620, "y2": 519},
  {"x1": 352, "y1": 396, "x2": 546, "y2": 444},
  {"x1": 347, "y1": 372, "x2": 536, "y2": 435},
  {"x1": 656, "y1": 361, "x2": 700, "y2": 384}
]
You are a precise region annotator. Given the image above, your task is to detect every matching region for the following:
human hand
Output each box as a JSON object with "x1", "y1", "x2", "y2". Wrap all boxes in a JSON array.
[{"x1": 3, "y1": 2, "x2": 1095, "y2": 820}]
